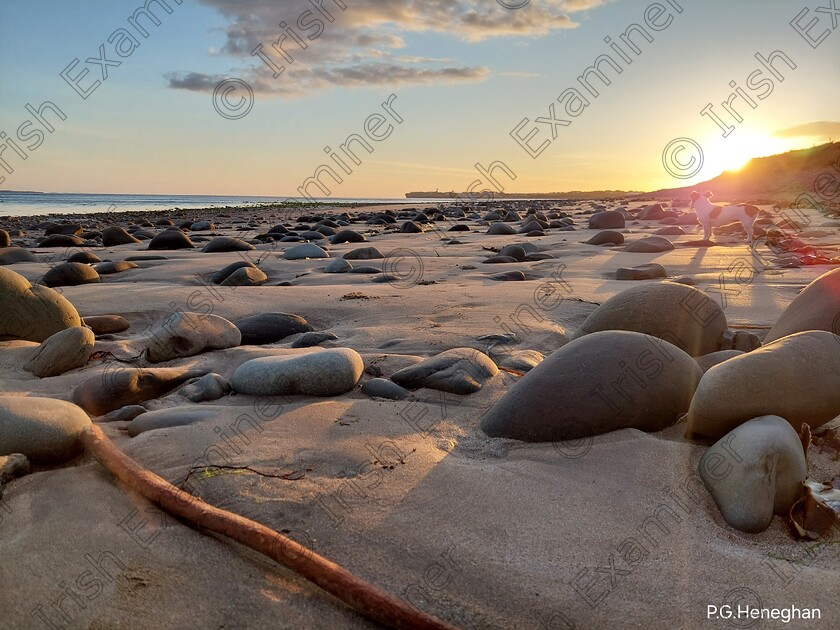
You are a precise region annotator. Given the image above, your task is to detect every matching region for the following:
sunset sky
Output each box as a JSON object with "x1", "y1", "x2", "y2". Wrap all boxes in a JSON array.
[{"x1": 0, "y1": 0, "x2": 838, "y2": 197}]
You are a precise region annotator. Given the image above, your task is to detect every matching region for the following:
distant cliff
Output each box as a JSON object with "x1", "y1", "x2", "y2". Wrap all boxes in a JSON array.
[{"x1": 647, "y1": 142, "x2": 840, "y2": 204}]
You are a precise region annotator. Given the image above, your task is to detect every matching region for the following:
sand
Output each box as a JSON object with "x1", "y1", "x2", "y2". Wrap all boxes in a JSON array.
[{"x1": 1, "y1": 201, "x2": 838, "y2": 629}]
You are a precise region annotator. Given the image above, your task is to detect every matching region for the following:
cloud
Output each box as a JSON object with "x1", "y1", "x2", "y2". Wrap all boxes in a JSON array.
[
  {"x1": 168, "y1": 0, "x2": 608, "y2": 97},
  {"x1": 773, "y1": 121, "x2": 840, "y2": 139},
  {"x1": 499, "y1": 71, "x2": 541, "y2": 78},
  {"x1": 167, "y1": 64, "x2": 490, "y2": 98}
]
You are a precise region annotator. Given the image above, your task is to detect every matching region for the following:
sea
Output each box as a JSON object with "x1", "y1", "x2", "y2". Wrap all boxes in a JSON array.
[{"x1": 0, "y1": 191, "x2": 441, "y2": 217}]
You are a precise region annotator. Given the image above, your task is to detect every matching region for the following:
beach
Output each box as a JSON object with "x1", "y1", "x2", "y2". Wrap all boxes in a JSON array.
[{"x1": 1, "y1": 199, "x2": 839, "y2": 629}]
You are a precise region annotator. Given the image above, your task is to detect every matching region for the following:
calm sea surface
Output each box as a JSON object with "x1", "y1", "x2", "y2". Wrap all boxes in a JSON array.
[{"x1": 0, "y1": 191, "x2": 440, "y2": 217}]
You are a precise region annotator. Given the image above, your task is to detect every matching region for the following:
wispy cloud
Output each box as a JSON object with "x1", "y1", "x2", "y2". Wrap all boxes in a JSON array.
[
  {"x1": 168, "y1": 0, "x2": 608, "y2": 97},
  {"x1": 499, "y1": 71, "x2": 541, "y2": 78}
]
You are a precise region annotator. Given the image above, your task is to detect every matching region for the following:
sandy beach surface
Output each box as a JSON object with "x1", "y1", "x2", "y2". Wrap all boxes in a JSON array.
[{"x1": 1, "y1": 200, "x2": 838, "y2": 629}]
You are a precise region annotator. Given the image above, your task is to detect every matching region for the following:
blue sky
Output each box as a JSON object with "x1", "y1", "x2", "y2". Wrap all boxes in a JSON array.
[{"x1": 1, "y1": 0, "x2": 838, "y2": 196}]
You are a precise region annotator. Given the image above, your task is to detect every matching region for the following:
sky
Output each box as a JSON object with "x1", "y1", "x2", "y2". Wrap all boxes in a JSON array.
[{"x1": 0, "y1": 0, "x2": 838, "y2": 198}]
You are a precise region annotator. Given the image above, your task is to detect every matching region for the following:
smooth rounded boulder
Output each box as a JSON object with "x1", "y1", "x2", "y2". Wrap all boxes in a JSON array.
[
  {"x1": 588, "y1": 211, "x2": 625, "y2": 229},
  {"x1": 685, "y1": 330, "x2": 840, "y2": 440},
  {"x1": 145, "y1": 312, "x2": 241, "y2": 362},
  {"x1": 41, "y1": 262, "x2": 100, "y2": 288},
  {"x1": 699, "y1": 415, "x2": 807, "y2": 533},
  {"x1": 232, "y1": 348, "x2": 364, "y2": 396},
  {"x1": 586, "y1": 231, "x2": 624, "y2": 246},
  {"x1": 572, "y1": 282, "x2": 727, "y2": 357},
  {"x1": 616, "y1": 263, "x2": 667, "y2": 280},
  {"x1": 83, "y1": 314, "x2": 130, "y2": 335},
  {"x1": 694, "y1": 350, "x2": 743, "y2": 372},
  {"x1": 284, "y1": 243, "x2": 329, "y2": 260},
  {"x1": 178, "y1": 373, "x2": 231, "y2": 402},
  {"x1": 72, "y1": 366, "x2": 207, "y2": 416},
  {"x1": 390, "y1": 348, "x2": 498, "y2": 395},
  {"x1": 0, "y1": 396, "x2": 91, "y2": 464},
  {"x1": 94, "y1": 261, "x2": 139, "y2": 275},
  {"x1": 235, "y1": 312, "x2": 312, "y2": 345},
  {"x1": 343, "y1": 247, "x2": 383, "y2": 260},
  {"x1": 209, "y1": 261, "x2": 257, "y2": 284},
  {"x1": 0, "y1": 247, "x2": 38, "y2": 265},
  {"x1": 481, "y1": 331, "x2": 702, "y2": 442},
  {"x1": 0, "y1": 267, "x2": 82, "y2": 342},
  {"x1": 101, "y1": 226, "x2": 141, "y2": 246},
  {"x1": 624, "y1": 236, "x2": 675, "y2": 253},
  {"x1": 361, "y1": 378, "x2": 410, "y2": 400},
  {"x1": 24, "y1": 326, "x2": 95, "y2": 377},
  {"x1": 765, "y1": 268, "x2": 840, "y2": 342},
  {"x1": 487, "y1": 222, "x2": 517, "y2": 235},
  {"x1": 148, "y1": 229, "x2": 194, "y2": 250},
  {"x1": 220, "y1": 266, "x2": 267, "y2": 287},
  {"x1": 202, "y1": 236, "x2": 255, "y2": 253}
]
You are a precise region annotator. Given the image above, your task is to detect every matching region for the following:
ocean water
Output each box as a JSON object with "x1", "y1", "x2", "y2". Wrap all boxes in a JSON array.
[{"x1": 0, "y1": 191, "x2": 437, "y2": 217}]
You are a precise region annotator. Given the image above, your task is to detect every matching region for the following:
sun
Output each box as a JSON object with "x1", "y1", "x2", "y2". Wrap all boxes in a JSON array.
[{"x1": 700, "y1": 132, "x2": 799, "y2": 176}]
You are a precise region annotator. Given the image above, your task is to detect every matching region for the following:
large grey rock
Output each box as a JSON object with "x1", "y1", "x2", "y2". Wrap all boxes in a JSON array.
[
  {"x1": 235, "y1": 313, "x2": 312, "y2": 345},
  {"x1": 101, "y1": 226, "x2": 141, "y2": 246},
  {"x1": 481, "y1": 331, "x2": 702, "y2": 442},
  {"x1": 325, "y1": 258, "x2": 352, "y2": 273},
  {"x1": 41, "y1": 262, "x2": 100, "y2": 288},
  {"x1": 487, "y1": 222, "x2": 517, "y2": 235},
  {"x1": 209, "y1": 261, "x2": 257, "y2": 284},
  {"x1": 686, "y1": 331, "x2": 840, "y2": 440},
  {"x1": 694, "y1": 350, "x2": 743, "y2": 372},
  {"x1": 220, "y1": 266, "x2": 267, "y2": 287},
  {"x1": 0, "y1": 267, "x2": 82, "y2": 342},
  {"x1": 83, "y1": 315, "x2": 130, "y2": 335},
  {"x1": 24, "y1": 326, "x2": 95, "y2": 377},
  {"x1": 61, "y1": 247, "x2": 92, "y2": 262},
  {"x1": 588, "y1": 211, "x2": 625, "y2": 229},
  {"x1": 72, "y1": 366, "x2": 207, "y2": 416},
  {"x1": 291, "y1": 332, "x2": 339, "y2": 348},
  {"x1": 572, "y1": 282, "x2": 727, "y2": 357},
  {"x1": 0, "y1": 396, "x2": 91, "y2": 464},
  {"x1": 202, "y1": 236, "x2": 255, "y2": 253},
  {"x1": 343, "y1": 247, "x2": 383, "y2": 260},
  {"x1": 330, "y1": 230, "x2": 367, "y2": 244},
  {"x1": 0, "y1": 453, "x2": 31, "y2": 485},
  {"x1": 0, "y1": 247, "x2": 37, "y2": 265},
  {"x1": 390, "y1": 348, "x2": 498, "y2": 395},
  {"x1": 284, "y1": 243, "x2": 329, "y2": 260},
  {"x1": 148, "y1": 229, "x2": 194, "y2": 250},
  {"x1": 586, "y1": 231, "x2": 624, "y2": 246},
  {"x1": 93, "y1": 261, "x2": 138, "y2": 275},
  {"x1": 361, "y1": 378, "x2": 410, "y2": 400},
  {"x1": 97, "y1": 405, "x2": 146, "y2": 423},
  {"x1": 497, "y1": 349, "x2": 544, "y2": 373},
  {"x1": 178, "y1": 373, "x2": 231, "y2": 402},
  {"x1": 616, "y1": 263, "x2": 667, "y2": 280},
  {"x1": 699, "y1": 415, "x2": 807, "y2": 533},
  {"x1": 232, "y1": 348, "x2": 364, "y2": 396},
  {"x1": 624, "y1": 236, "x2": 674, "y2": 253},
  {"x1": 766, "y1": 268, "x2": 840, "y2": 342},
  {"x1": 145, "y1": 312, "x2": 241, "y2": 362}
]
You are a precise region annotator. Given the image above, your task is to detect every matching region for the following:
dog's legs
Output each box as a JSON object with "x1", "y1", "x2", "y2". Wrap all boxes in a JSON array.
[
  {"x1": 702, "y1": 221, "x2": 712, "y2": 242},
  {"x1": 741, "y1": 218, "x2": 754, "y2": 244}
]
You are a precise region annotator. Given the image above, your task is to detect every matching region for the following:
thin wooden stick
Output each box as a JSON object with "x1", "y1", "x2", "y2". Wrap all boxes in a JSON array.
[{"x1": 80, "y1": 424, "x2": 459, "y2": 630}]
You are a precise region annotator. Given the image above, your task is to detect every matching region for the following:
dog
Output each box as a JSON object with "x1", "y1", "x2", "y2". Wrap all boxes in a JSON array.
[{"x1": 688, "y1": 191, "x2": 759, "y2": 244}]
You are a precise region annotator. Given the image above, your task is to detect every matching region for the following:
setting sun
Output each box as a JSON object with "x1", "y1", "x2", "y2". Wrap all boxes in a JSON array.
[{"x1": 701, "y1": 132, "x2": 803, "y2": 176}]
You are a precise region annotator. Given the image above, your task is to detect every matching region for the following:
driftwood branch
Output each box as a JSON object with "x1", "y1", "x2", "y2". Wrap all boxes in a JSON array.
[{"x1": 80, "y1": 424, "x2": 458, "y2": 630}]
